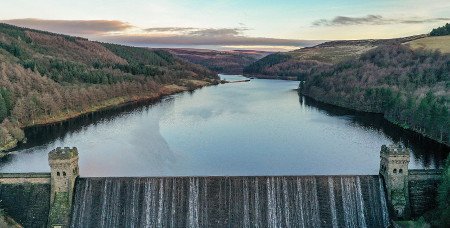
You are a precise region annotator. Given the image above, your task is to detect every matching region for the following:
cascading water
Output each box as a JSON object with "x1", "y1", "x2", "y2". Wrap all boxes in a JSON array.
[{"x1": 70, "y1": 176, "x2": 389, "y2": 227}]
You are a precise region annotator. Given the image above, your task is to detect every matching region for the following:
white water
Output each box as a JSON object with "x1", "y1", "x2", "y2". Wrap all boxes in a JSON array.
[
  {"x1": 71, "y1": 176, "x2": 390, "y2": 227},
  {"x1": 328, "y1": 177, "x2": 338, "y2": 228}
]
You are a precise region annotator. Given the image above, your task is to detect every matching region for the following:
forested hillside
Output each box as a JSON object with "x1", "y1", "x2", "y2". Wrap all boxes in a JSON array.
[
  {"x1": 299, "y1": 45, "x2": 449, "y2": 145},
  {"x1": 167, "y1": 49, "x2": 269, "y2": 74},
  {"x1": 0, "y1": 23, "x2": 218, "y2": 151},
  {"x1": 244, "y1": 25, "x2": 450, "y2": 145}
]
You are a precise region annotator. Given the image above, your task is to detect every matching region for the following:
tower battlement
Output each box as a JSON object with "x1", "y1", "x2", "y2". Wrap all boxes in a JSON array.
[
  {"x1": 48, "y1": 147, "x2": 78, "y2": 160},
  {"x1": 48, "y1": 147, "x2": 79, "y2": 228},
  {"x1": 380, "y1": 144, "x2": 409, "y2": 156}
]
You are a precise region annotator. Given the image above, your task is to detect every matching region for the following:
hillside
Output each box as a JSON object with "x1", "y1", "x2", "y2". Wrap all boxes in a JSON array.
[
  {"x1": 0, "y1": 23, "x2": 219, "y2": 152},
  {"x1": 244, "y1": 25, "x2": 450, "y2": 145},
  {"x1": 167, "y1": 48, "x2": 270, "y2": 74},
  {"x1": 408, "y1": 35, "x2": 450, "y2": 53},
  {"x1": 243, "y1": 35, "x2": 426, "y2": 80},
  {"x1": 299, "y1": 44, "x2": 449, "y2": 145}
]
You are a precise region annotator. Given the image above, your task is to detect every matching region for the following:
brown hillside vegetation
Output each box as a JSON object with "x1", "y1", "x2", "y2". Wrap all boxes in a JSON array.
[
  {"x1": 0, "y1": 23, "x2": 219, "y2": 152},
  {"x1": 168, "y1": 48, "x2": 270, "y2": 74},
  {"x1": 25, "y1": 31, "x2": 128, "y2": 65}
]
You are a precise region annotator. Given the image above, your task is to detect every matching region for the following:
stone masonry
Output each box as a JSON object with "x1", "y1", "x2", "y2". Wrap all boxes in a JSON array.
[
  {"x1": 380, "y1": 144, "x2": 443, "y2": 220},
  {"x1": 379, "y1": 144, "x2": 410, "y2": 218},
  {"x1": 48, "y1": 147, "x2": 79, "y2": 228}
]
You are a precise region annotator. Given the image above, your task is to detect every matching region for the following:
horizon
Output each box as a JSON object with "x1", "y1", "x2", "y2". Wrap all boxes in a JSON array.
[{"x1": 1, "y1": 0, "x2": 449, "y2": 51}]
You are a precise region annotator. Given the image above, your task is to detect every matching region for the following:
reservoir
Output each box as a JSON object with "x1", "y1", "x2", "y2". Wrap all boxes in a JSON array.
[{"x1": 0, "y1": 75, "x2": 447, "y2": 176}]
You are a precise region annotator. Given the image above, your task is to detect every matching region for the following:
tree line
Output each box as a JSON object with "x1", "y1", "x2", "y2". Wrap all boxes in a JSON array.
[{"x1": 430, "y1": 23, "x2": 450, "y2": 36}]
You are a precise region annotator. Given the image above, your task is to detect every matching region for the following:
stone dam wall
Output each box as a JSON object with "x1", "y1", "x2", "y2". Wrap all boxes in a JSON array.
[
  {"x1": 408, "y1": 169, "x2": 442, "y2": 218},
  {"x1": 70, "y1": 175, "x2": 390, "y2": 228},
  {"x1": 0, "y1": 173, "x2": 51, "y2": 228}
]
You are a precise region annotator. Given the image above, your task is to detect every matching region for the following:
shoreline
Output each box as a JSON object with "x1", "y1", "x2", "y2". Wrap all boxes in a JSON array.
[
  {"x1": 299, "y1": 91, "x2": 450, "y2": 148},
  {"x1": 0, "y1": 79, "x2": 217, "y2": 154},
  {"x1": 242, "y1": 74, "x2": 298, "y2": 81}
]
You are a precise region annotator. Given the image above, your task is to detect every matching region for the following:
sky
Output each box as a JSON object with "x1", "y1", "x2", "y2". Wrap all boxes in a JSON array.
[{"x1": 1, "y1": 0, "x2": 449, "y2": 51}]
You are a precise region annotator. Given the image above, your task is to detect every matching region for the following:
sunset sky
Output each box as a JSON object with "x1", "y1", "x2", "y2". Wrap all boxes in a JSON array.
[{"x1": 1, "y1": 0, "x2": 449, "y2": 51}]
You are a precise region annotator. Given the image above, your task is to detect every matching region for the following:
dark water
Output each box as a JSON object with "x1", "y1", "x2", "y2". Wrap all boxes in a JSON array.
[
  {"x1": 70, "y1": 176, "x2": 389, "y2": 228},
  {"x1": 0, "y1": 75, "x2": 447, "y2": 176}
]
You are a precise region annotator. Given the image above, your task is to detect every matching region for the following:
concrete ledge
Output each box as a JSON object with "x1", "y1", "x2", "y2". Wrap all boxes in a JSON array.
[{"x1": 0, "y1": 173, "x2": 51, "y2": 184}]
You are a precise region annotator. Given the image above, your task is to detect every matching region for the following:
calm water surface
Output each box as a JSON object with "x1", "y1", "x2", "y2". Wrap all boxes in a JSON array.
[{"x1": 0, "y1": 75, "x2": 447, "y2": 176}]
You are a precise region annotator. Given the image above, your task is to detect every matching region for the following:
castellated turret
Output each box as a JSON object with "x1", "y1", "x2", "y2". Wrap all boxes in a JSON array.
[
  {"x1": 380, "y1": 144, "x2": 410, "y2": 219},
  {"x1": 48, "y1": 147, "x2": 79, "y2": 228}
]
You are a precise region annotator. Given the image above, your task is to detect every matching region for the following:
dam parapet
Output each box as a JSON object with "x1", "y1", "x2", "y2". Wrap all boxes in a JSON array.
[{"x1": 0, "y1": 145, "x2": 444, "y2": 227}]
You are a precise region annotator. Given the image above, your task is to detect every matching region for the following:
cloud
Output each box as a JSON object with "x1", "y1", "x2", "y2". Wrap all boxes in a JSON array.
[
  {"x1": 144, "y1": 27, "x2": 196, "y2": 32},
  {"x1": 1, "y1": 18, "x2": 322, "y2": 50},
  {"x1": 144, "y1": 27, "x2": 248, "y2": 37},
  {"x1": 400, "y1": 17, "x2": 450, "y2": 24},
  {"x1": 188, "y1": 28, "x2": 248, "y2": 37},
  {"x1": 312, "y1": 15, "x2": 450, "y2": 26},
  {"x1": 100, "y1": 34, "x2": 322, "y2": 48},
  {"x1": 124, "y1": 26, "x2": 318, "y2": 49},
  {"x1": 1, "y1": 18, "x2": 132, "y2": 34},
  {"x1": 313, "y1": 15, "x2": 384, "y2": 26}
]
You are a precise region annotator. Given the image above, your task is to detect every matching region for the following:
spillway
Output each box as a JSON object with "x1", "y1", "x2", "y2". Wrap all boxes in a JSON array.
[{"x1": 70, "y1": 176, "x2": 389, "y2": 227}]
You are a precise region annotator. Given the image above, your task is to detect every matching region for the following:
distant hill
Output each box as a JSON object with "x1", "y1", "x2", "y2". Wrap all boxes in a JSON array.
[
  {"x1": 167, "y1": 48, "x2": 270, "y2": 74},
  {"x1": 243, "y1": 35, "x2": 426, "y2": 80},
  {"x1": 0, "y1": 23, "x2": 218, "y2": 151}
]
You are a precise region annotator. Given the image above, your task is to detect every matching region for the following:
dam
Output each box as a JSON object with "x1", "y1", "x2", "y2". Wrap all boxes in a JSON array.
[
  {"x1": 70, "y1": 176, "x2": 388, "y2": 227},
  {"x1": 0, "y1": 144, "x2": 443, "y2": 227}
]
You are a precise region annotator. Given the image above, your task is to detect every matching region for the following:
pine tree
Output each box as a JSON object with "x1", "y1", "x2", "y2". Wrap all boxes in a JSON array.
[
  {"x1": 0, "y1": 88, "x2": 12, "y2": 116},
  {"x1": 0, "y1": 94, "x2": 7, "y2": 122}
]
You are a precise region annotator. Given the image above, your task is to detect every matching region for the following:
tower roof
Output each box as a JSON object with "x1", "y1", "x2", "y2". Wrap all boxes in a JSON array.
[
  {"x1": 48, "y1": 147, "x2": 78, "y2": 160},
  {"x1": 381, "y1": 144, "x2": 409, "y2": 155}
]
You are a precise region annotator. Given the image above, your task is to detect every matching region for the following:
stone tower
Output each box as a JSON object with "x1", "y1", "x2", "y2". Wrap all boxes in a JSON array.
[
  {"x1": 48, "y1": 147, "x2": 79, "y2": 228},
  {"x1": 379, "y1": 144, "x2": 410, "y2": 219}
]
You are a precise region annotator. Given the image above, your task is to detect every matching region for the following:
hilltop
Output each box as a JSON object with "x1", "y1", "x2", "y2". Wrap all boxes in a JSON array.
[
  {"x1": 166, "y1": 48, "x2": 270, "y2": 74},
  {"x1": 243, "y1": 35, "x2": 426, "y2": 80},
  {"x1": 408, "y1": 35, "x2": 450, "y2": 53},
  {"x1": 0, "y1": 23, "x2": 219, "y2": 152}
]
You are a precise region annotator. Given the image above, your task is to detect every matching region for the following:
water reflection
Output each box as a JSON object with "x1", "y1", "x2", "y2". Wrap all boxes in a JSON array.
[
  {"x1": 300, "y1": 96, "x2": 449, "y2": 168},
  {"x1": 0, "y1": 75, "x2": 447, "y2": 176}
]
